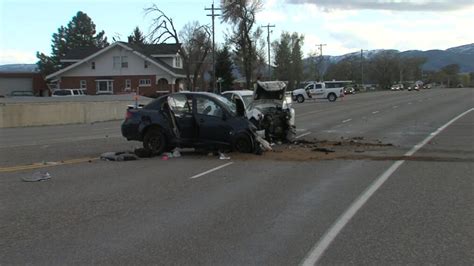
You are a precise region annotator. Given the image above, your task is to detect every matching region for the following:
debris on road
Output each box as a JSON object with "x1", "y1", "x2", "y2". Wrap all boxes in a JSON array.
[
  {"x1": 22, "y1": 171, "x2": 51, "y2": 182},
  {"x1": 230, "y1": 137, "x2": 396, "y2": 161},
  {"x1": 134, "y1": 148, "x2": 153, "y2": 158},
  {"x1": 312, "y1": 147, "x2": 336, "y2": 153},
  {"x1": 219, "y1": 152, "x2": 231, "y2": 160},
  {"x1": 100, "y1": 151, "x2": 138, "y2": 161}
]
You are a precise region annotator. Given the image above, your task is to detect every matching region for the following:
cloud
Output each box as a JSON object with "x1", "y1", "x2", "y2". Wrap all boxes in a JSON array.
[
  {"x1": 285, "y1": 0, "x2": 474, "y2": 12},
  {"x1": 0, "y1": 49, "x2": 37, "y2": 65}
]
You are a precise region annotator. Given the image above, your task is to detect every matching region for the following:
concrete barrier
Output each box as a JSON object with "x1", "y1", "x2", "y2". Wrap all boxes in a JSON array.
[{"x1": 0, "y1": 95, "x2": 152, "y2": 128}]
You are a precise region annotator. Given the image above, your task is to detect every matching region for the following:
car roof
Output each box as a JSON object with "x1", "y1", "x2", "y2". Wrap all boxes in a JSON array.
[{"x1": 222, "y1": 90, "x2": 253, "y2": 96}]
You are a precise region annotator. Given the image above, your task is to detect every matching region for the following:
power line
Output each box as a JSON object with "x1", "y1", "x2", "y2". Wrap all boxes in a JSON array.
[
  {"x1": 262, "y1": 24, "x2": 275, "y2": 80},
  {"x1": 205, "y1": 2, "x2": 221, "y2": 93}
]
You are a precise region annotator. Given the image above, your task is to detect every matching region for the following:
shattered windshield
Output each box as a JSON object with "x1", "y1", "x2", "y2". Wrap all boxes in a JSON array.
[
  {"x1": 214, "y1": 94, "x2": 237, "y2": 116},
  {"x1": 242, "y1": 95, "x2": 253, "y2": 107}
]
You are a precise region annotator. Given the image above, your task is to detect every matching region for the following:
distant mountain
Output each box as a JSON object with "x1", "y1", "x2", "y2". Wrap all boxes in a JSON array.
[
  {"x1": 304, "y1": 43, "x2": 474, "y2": 73},
  {"x1": 446, "y1": 43, "x2": 474, "y2": 55},
  {"x1": 0, "y1": 64, "x2": 38, "y2": 73}
]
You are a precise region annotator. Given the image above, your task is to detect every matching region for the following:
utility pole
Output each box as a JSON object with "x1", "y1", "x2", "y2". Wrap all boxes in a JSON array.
[
  {"x1": 316, "y1": 43, "x2": 327, "y2": 82},
  {"x1": 360, "y1": 49, "x2": 368, "y2": 89},
  {"x1": 205, "y1": 2, "x2": 221, "y2": 93},
  {"x1": 262, "y1": 24, "x2": 275, "y2": 80}
]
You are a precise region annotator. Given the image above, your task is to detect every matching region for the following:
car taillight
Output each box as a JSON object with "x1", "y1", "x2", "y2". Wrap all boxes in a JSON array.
[{"x1": 125, "y1": 110, "x2": 133, "y2": 119}]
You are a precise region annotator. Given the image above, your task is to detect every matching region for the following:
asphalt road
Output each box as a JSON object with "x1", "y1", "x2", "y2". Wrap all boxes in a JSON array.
[{"x1": 1, "y1": 88, "x2": 473, "y2": 265}]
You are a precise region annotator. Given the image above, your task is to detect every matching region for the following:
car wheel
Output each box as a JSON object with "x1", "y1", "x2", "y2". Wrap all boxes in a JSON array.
[
  {"x1": 143, "y1": 128, "x2": 167, "y2": 155},
  {"x1": 296, "y1": 95, "x2": 305, "y2": 103},
  {"x1": 327, "y1": 93, "x2": 337, "y2": 102},
  {"x1": 234, "y1": 134, "x2": 253, "y2": 153}
]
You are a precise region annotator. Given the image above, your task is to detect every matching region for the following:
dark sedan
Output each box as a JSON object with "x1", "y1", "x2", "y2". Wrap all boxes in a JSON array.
[{"x1": 122, "y1": 92, "x2": 261, "y2": 155}]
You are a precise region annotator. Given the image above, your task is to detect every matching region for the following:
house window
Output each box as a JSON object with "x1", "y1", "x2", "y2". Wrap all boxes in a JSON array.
[
  {"x1": 144, "y1": 60, "x2": 149, "y2": 68},
  {"x1": 139, "y1": 79, "x2": 151, "y2": 87},
  {"x1": 121, "y1": 56, "x2": 128, "y2": 68},
  {"x1": 174, "y1": 56, "x2": 182, "y2": 68},
  {"x1": 91, "y1": 62, "x2": 95, "y2": 69},
  {"x1": 114, "y1": 56, "x2": 128, "y2": 68},
  {"x1": 80, "y1": 80, "x2": 87, "y2": 89},
  {"x1": 113, "y1": 56, "x2": 121, "y2": 69},
  {"x1": 125, "y1": 79, "x2": 131, "y2": 91},
  {"x1": 96, "y1": 80, "x2": 113, "y2": 94}
]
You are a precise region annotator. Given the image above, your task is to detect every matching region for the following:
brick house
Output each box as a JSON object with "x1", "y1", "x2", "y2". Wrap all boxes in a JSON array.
[{"x1": 46, "y1": 42, "x2": 188, "y2": 97}]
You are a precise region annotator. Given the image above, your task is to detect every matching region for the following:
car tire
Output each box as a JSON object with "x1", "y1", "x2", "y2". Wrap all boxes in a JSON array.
[
  {"x1": 143, "y1": 128, "x2": 167, "y2": 155},
  {"x1": 327, "y1": 93, "x2": 337, "y2": 102},
  {"x1": 296, "y1": 95, "x2": 305, "y2": 103},
  {"x1": 234, "y1": 134, "x2": 253, "y2": 153}
]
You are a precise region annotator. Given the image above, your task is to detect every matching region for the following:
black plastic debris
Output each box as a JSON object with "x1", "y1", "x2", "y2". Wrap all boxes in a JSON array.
[
  {"x1": 134, "y1": 148, "x2": 154, "y2": 158},
  {"x1": 22, "y1": 171, "x2": 51, "y2": 182},
  {"x1": 312, "y1": 147, "x2": 336, "y2": 153},
  {"x1": 100, "y1": 152, "x2": 138, "y2": 161}
]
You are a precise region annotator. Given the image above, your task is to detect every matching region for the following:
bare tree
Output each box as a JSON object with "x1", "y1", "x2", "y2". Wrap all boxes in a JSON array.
[
  {"x1": 145, "y1": 5, "x2": 190, "y2": 90},
  {"x1": 180, "y1": 21, "x2": 212, "y2": 91},
  {"x1": 222, "y1": 0, "x2": 263, "y2": 89}
]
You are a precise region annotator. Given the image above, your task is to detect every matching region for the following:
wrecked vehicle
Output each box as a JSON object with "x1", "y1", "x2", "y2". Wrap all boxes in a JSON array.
[
  {"x1": 121, "y1": 92, "x2": 267, "y2": 155},
  {"x1": 222, "y1": 81, "x2": 296, "y2": 142}
]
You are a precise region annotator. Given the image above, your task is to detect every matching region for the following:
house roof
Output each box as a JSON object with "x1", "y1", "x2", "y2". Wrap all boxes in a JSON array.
[
  {"x1": 62, "y1": 47, "x2": 102, "y2": 60},
  {"x1": 125, "y1": 42, "x2": 181, "y2": 56},
  {"x1": 61, "y1": 42, "x2": 181, "y2": 61},
  {"x1": 48, "y1": 42, "x2": 187, "y2": 80}
]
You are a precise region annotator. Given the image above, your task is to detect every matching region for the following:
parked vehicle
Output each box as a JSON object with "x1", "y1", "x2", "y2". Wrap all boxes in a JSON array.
[
  {"x1": 52, "y1": 89, "x2": 86, "y2": 97},
  {"x1": 292, "y1": 81, "x2": 344, "y2": 103},
  {"x1": 391, "y1": 84, "x2": 404, "y2": 91},
  {"x1": 8, "y1": 91, "x2": 35, "y2": 97},
  {"x1": 343, "y1": 86, "x2": 355, "y2": 94},
  {"x1": 222, "y1": 81, "x2": 296, "y2": 142},
  {"x1": 121, "y1": 92, "x2": 265, "y2": 155}
]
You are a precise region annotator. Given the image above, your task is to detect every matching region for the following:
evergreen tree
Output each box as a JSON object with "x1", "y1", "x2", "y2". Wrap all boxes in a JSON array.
[
  {"x1": 215, "y1": 46, "x2": 235, "y2": 90},
  {"x1": 273, "y1": 33, "x2": 291, "y2": 81},
  {"x1": 36, "y1": 11, "x2": 109, "y2": 76},
  {"x1": 273, "y1": 32, "x2": 304, "y2": 90},
  {"x1": 289, "y1": 33, "x2": 304, "y2": 90},
  {"x1": 128, "y1": 26, "x2": 146, "y2": 44},
  {"x1": 222, "y1": 0, "x2": 263, "y2": 89}
]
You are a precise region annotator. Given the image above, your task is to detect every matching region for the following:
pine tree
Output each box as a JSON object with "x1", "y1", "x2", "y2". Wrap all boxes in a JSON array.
[
  {"x1": 36, "y1": 11, "x2": 109, "y2": 76},
  {"x1": 215, "y1": 46, "x2": 235, "y2": 90},
  {"x1": 128, "y1": 26, "x2": 146, "y2": 44}
]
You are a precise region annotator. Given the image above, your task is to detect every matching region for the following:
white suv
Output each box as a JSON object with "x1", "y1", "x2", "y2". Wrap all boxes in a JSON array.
[{"x1": 52, "y1": 89, "x2": 86, "y2": 97}]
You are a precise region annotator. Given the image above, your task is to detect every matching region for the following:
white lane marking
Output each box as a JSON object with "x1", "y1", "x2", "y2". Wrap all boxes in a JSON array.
[
  {"x1": 372, "y1": 111, "x2": 379, "y2": 114},
  {"x1": 296, "y1": 128, "x2": 308, "y2": 132},
  {"x1": 300, "y1": 107, "x2": 474, "y2": 266},
  {"x1": 392, "y1": 106, "x2": 399, "y2": 109},
  {"x1": 296, "y1": 132, "x2": 311, "y2": 139},
  {"x1": 189, "y1": 162, "x2": 234, "y2": 179},
  {"x1": 342, "y1": 119, "x2": 352, "y2": 123}
]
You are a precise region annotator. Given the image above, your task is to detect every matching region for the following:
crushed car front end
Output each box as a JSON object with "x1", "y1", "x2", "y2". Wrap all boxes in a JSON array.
[{"x1": 248, "y1": 81, "x2": 296, "y2": 142}]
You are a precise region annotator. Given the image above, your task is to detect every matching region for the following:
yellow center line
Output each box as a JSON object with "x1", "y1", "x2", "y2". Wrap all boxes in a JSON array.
[{"x1": 0, "y1": 157, "x2": 99, "y2": 173}]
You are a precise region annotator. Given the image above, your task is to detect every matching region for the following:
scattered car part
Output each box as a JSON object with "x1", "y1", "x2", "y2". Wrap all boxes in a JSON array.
[
  {"x1": 21, "y1": 172, "x2": 51, "y2": 182},
  {"x1": 100, "y1": 151, "x2": 138, "y2": 161}
]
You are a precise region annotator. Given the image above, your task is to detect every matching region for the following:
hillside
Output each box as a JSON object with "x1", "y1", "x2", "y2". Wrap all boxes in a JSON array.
[{"x1": 304, "y1": 43, "x2": 474, "y2": 73}]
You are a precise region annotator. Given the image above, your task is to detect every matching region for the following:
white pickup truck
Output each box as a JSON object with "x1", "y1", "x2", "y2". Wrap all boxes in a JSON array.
[{"x1": 292, "y1": 82, "x2": 345, "y2": 103}]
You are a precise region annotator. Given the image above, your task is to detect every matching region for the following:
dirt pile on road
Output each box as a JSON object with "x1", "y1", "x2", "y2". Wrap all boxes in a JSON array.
[{"x1": 231, "y1": 137, "x2": 396, "y2": 161}]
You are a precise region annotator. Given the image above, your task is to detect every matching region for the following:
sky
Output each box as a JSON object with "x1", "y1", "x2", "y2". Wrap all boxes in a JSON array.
[{"x1": 1, "y1": 0, "x2": 473, "y2": 65}]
